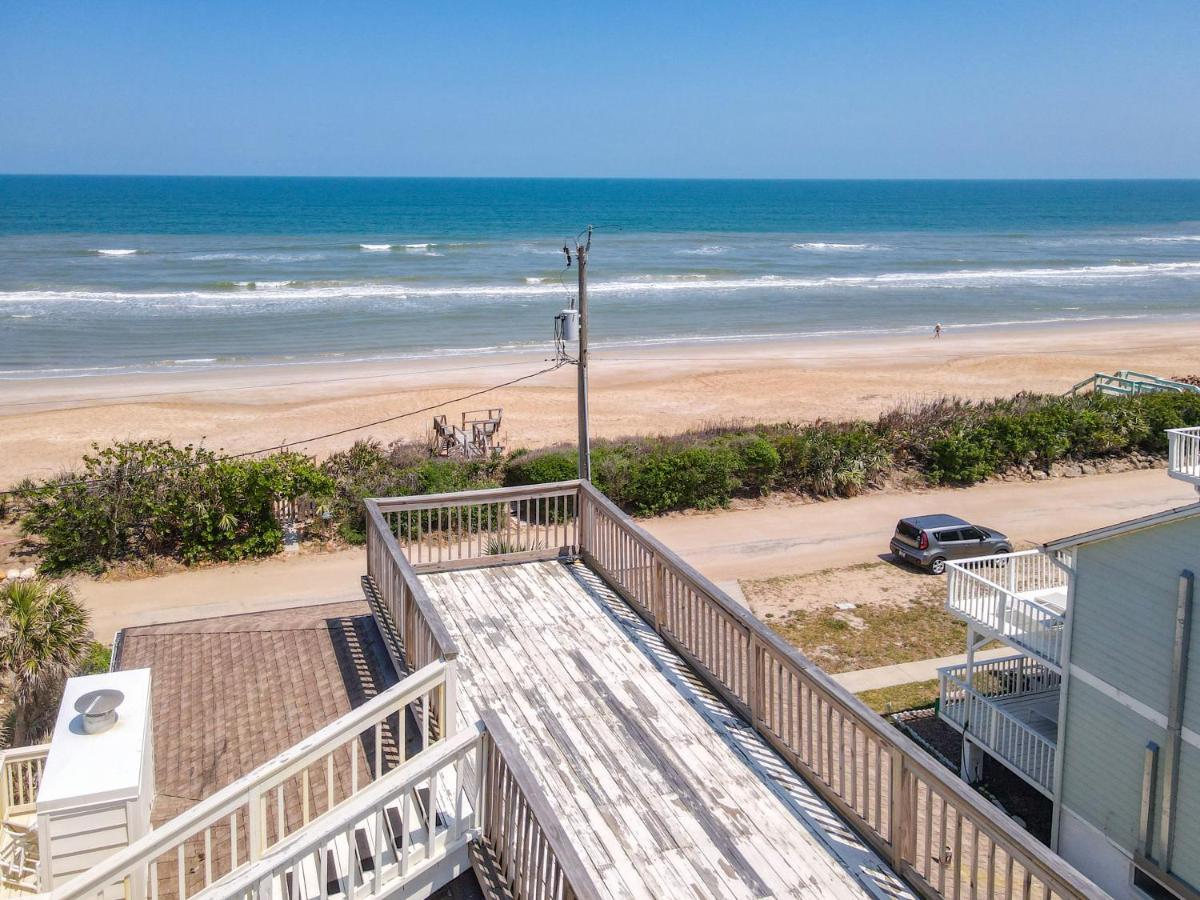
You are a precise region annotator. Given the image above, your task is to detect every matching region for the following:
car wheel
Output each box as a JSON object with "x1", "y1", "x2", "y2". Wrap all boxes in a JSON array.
[{"x1": 929, "y1": 557, "x2": 947, "y2": 575}]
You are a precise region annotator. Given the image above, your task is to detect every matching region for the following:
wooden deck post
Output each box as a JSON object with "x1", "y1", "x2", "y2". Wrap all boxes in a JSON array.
[
  {"x1": 651, "y1": 554, "x2": 666, "y2": 632},
  {"x1": 889, "y1": 745, "x2": 907, "y2": 874}
]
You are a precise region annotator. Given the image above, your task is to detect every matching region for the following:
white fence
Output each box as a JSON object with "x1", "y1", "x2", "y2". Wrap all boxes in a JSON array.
[
  {"x1": 204, "y1": 725, "x2": 483, "y2": 900},
  {"x1": 1168, "y1": 426, "x2": 1200, "y2": 485},
  {"x1": 939, "y1": 656, "x2": 1060, "y2": 795},
  {"x1": 946, "y1": 550, "x2": 1069, "y2": 667}
]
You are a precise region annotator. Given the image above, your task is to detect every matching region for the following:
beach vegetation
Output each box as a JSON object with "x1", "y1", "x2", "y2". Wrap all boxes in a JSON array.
[
  {"x1": 15, "y1": 440, "x2": 332, "y2": 574},
  {"x1": 9, "y1": 389, "x2": 1200, "y2": 573}
]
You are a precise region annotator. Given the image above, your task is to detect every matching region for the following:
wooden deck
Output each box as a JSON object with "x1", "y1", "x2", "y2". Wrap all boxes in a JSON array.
[{"x1": 420, "y1": 559, "x2": 908, "y2": 900}]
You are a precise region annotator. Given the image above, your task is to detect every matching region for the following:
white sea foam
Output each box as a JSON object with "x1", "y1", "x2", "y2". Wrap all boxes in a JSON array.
[
  {"x1": 791, "y1": 242, "x2": 877, "y2": 252},
  {"x1": 402, "y1": 243, "x2": 442, "y2": 256},
  {"x1": 92, "y1": 248, "x2": 138, "y2": 257},
  {"x1": 525, "y1": 277, "x2": 547, "y2": 284},
  {"x1": 360, "y1": 243, "x2": 392, "y2": 251},
  {"x1": 233, "y1": 280, "x2": 294, "y2": 290},
  {"x1": 678, "y1": 245, "x2": 727, "y2": 255},
  {"x1": 4, "y1": 261, "x2": 1198, "y2": 306},
  {"x1": 1136, "y1": 235, "x2": 1200, "y2": 244},
  {"x1": 188, "y1": 251, "x2": 324, "y2": 262}
]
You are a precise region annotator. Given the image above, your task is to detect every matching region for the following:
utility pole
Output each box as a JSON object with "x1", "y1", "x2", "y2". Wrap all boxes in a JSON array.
[{"x1": 576, "y1": 226, "x2": 592, "y2": 481}]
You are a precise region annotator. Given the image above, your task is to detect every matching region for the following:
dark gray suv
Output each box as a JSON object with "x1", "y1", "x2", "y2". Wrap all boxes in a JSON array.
[{"x1": 889, "y1": 514, "x2": 1012, "y2": 574}]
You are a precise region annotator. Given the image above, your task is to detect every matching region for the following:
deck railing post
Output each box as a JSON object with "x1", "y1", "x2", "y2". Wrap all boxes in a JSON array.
[
  {"x1": 747, "y1": 632, "x2": 760, "y2": 725},
  {"x1": 889, "y1": 746, "x2": 907, "y2": 872},
  {"x1": 443, "y1": 656, "x2": 459, "y2": 737},
  {"x1": 248, "y1": 787, "x2": 264, "y2": 863},
  {"x1": 651, "y1": 554, "x2": 666, "y2": 632}
]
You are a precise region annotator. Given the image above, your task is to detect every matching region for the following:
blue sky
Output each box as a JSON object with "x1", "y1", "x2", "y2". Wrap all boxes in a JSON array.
[{"x1": 1, "y1": 1, "x2": 1197, "y2": 178}]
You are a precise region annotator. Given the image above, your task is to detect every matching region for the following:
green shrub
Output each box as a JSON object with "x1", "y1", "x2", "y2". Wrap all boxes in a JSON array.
[
  {"x1": 79, "y1": 641, "x2": 112, "y2": 675},
  {"x1": 625, "y1": 444, "x2": 739, "y2": 515},
  {"x1": 929, "y1": 429, "x2": 998, "y2": 484},
  {"x1": 770, "y1": 424, "x2": 891, "y2": 496},
  {"x1": 723, "y1": 434, "x2": 780, "y2": 495},
  {"x1": 16, "y1": 441, "x2": 332, "y2": 574},
  {"x1": 503, "y1": 450, "x2": 579, "y2": 486}
]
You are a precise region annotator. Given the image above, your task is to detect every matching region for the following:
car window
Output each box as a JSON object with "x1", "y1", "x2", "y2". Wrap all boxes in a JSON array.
[
  {"x1": 936, "y1": 529, "x2": 963, "y2": 542},
  {"x1": 961, "y1": 527, "x2": 984, "y2": 540},
  {"x1": 896, "y1": 521, "x2": 920, "y2": 540}
]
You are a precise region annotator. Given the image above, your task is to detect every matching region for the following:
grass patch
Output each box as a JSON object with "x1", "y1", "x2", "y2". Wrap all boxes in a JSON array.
[
  {"x1": 768, "y1": 593, "x2": 969, "y2": 673},
  {"x1": 857, "y1": 679, "x2": 940, "y2": 715}
]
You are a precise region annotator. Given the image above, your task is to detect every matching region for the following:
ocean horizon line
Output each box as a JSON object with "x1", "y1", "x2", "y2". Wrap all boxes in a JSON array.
[{"x1": 3, "y1": 173, "x2": 1200, "y2": 183}]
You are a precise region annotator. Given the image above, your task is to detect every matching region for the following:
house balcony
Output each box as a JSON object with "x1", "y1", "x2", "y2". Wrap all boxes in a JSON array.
[
  {"x1": 946, "y1": 549, "x2": 1069, "y2": 669},
  {"x1": 0, "y1": 743, "x2": 50, "y2": 894},
  {"x1": 938, "y1": 654, "x2": 1061, "y2": 796},
  {"x1": 1168, "y1": 426, "x2": 1200, "y2": 489}
]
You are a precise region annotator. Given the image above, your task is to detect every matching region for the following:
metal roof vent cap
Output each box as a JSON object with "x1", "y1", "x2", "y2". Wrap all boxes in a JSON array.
[{"x1": 75, "y1": 688, "x2": 124, "y2": 735}]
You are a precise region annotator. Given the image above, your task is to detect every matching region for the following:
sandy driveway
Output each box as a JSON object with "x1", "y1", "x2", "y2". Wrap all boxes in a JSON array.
[
  {"x1": 75, "y1": 466, "x2": 1197, "y2": 643},
  {"x1": 644, "y1": 466, "x2": 1197, "y2": 581}
]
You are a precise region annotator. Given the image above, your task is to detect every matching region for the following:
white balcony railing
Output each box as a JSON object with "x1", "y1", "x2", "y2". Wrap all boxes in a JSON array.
[
  {"x1": 1168, "y1": 426, "x2": 1200, "y2": 487},
  {"x1": 0, "y1": 744, "x2": 49, "y2": 822},
  {"x1": 939, "y1": 655, "x2": 1061, "y2": 795},
  {"x1": 946, "y1": 550, "x2": 1069, "y2": 668}
]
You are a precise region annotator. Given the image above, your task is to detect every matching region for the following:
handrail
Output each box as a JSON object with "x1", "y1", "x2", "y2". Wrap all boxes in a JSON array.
[
  {"x1": 1168, "y1": 427, "x2": 1200, "y2": 484},
  {"x1": 372, "y1": 480, "x2": 582, "y2": 513},
  {"x1": 201, "y1": 724, "x2": 485, "y2": 900},
  {"x1": 52, "y1": 661, "x2": 451, "y2": 900},
  {"x1": 478, "y1": 710, "x2": 603, "y2": 900},
  {"x1": 576, "y1": 480, "x2": 1105, "y2": 900},
  {"x1": 0, "y1": 744, "x2": 50, "y2": 821},
  {"x1": 364, "y1": 498, "x2": 460, "y2": 658},
  {"x1": 938, "y1": 654, "x2": 1061, "y2": 698}
]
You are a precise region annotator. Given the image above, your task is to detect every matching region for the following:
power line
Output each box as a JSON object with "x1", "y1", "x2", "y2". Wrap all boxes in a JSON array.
[{"x1": 0, "y1": 361, "x2": 565, "y2": 498}]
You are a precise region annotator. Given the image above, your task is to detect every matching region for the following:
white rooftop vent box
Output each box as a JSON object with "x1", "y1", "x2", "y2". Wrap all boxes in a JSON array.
[{"x1": 35, "y1": 668, "x2": 154, "y2": 896}]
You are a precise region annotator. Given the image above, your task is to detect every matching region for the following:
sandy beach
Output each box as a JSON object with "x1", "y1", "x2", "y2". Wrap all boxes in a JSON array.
[{"x1": 3, "y1": 318, "x2": 1199, "y2": 488}]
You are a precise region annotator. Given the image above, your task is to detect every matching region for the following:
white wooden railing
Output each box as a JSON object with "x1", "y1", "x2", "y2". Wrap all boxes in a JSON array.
[
  {"x1": 939, "y1": 656, "x2": 1061, "y2": 794},
  {"x1": 52, "y1": 661, "x2": 454, "y2": 900},
  {"x1": 202, "y1": 724, "x2": 484, "y2": 900},
  {"x1": 1168, "y1": 426, "x2": 1200, "y2": 486},
  {"x1": 0, "y1": 744, "x2": 49, "y2": 821},
  {"x1": 946, "y1": 550, "x2": 1069, "y2": 668}
]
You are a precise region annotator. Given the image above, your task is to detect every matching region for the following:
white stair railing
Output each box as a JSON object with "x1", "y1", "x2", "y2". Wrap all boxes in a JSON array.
[
  {"x1": 52, "y1": 660, "x2": 454, "y2": 900},
  {"x1": 206, "y1": 724, "x2": 484, "y2": 900}
]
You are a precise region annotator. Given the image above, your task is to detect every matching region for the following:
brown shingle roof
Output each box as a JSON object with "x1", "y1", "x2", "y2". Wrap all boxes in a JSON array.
[{"x1": 115, "y1": 601, "x2": 398, "y2": 827}]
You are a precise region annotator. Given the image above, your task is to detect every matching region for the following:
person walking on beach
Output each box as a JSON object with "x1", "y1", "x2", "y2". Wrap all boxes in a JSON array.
[{"x1": 934, "y1": 322, "x2": 943, "y2": 339}]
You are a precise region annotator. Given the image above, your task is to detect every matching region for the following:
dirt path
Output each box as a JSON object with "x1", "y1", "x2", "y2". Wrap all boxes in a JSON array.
[
  {"x1": 72, "y1": 467, "x2": 1197, "y2": 643},
  {"x1": 641, "y1": 466, "x2": 1197, "y2": 582}
]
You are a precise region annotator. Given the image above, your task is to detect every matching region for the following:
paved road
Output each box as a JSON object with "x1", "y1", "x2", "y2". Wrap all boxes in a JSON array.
[
  {"x1": 642, "y1": 466, "x2": 1197, "y2": 583},
  {"x1": 76, "y1": 467, "x2": 1196, "y2": 643}
]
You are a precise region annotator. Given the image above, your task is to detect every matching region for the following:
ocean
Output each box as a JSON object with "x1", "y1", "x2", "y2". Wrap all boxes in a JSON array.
[{"x1": 1, "y1": 176, "x2": 1198, "y2": 378}]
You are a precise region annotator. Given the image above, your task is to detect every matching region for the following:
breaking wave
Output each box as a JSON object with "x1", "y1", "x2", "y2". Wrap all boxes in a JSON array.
[{"x1": 4, "y1": 261, "x2": 1199, "y2": 306}]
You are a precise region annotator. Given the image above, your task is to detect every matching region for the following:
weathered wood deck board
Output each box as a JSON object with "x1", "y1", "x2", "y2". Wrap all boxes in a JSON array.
[{"x1": 420, "y1": 560, "x2": 907, "y2": 899}]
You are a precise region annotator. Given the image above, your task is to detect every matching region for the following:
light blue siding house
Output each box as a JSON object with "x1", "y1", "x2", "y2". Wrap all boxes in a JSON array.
[{"x1": 938, "y1": 426, "x2": 1200, "y2": 900}]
